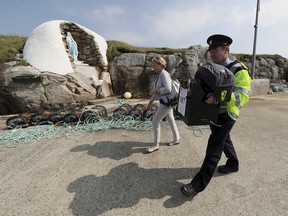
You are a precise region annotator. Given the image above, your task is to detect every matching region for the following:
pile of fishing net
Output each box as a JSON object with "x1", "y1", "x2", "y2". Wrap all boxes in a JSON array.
[
  {"x1": 0, "y1": 103, "x2": 159, "y2": 145},
  {"x1": 5, "y1": 103, "x2": 158, "y2": 129}
]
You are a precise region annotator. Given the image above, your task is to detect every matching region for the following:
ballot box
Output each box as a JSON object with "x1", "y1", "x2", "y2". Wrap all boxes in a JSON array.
[{"x1": 177, "y1": 81, "x2": 219, "y2": 126}]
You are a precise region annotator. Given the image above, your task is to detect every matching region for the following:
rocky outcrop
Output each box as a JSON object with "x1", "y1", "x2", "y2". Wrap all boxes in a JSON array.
[
  {"x1": 0, "y1": 20, "x2": 114, "y2": 115},
  {"x1": 0, "y1": 62, "x2": 112, "y2": 115},
  {"x1": 109, "y1": 46, "x2": 288, "y2": 98},
  {"x1": 1, "y1": 44, "x2": 287, "y2": 115},
  {"x1": 242, "y1": 56, "x2": 288, "y2": 80},
  {"x1": 109, "y1": 46, "x2": 205, "y2": 98}
]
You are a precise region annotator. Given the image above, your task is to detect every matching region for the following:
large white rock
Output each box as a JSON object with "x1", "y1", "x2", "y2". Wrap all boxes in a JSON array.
[{"x1": 23, "y1": 20, "x2": 108, "y2": 75}]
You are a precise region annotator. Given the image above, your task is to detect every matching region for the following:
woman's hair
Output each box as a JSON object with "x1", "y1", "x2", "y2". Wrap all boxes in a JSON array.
[{"x1": 151, "y1": 56, "x2": 166, "y2": 67}]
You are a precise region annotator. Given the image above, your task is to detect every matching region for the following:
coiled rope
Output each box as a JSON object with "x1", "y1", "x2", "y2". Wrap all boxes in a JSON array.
[
  {"x1": 0, "y1": 99, "x2": 210, "y2": 147},
  {"x1": 0, "y1": 116, "x2": 156, "y2": 147}
]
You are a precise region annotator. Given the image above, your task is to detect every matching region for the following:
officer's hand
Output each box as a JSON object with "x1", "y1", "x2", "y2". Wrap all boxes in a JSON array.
[{"x1": 205, "y1": 92, "x2": 215, "y2": 104}]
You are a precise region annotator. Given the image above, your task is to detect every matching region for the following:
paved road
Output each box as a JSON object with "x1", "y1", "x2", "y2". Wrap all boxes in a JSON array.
[{"x1": 0, "y1": 93, "x2": 287, "y2": 215}]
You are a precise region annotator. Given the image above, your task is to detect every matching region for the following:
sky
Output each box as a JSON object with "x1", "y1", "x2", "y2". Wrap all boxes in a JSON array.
[{"x1": 1, "y1": 0, "x2": 288, "y2": 58}]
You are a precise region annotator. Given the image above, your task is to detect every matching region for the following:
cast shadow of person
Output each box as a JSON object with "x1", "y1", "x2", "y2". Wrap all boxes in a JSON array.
[
  {"x1": 67, "y1": 162, "x2": 198, "y2": 215},
  {"x1": 70, "y1": 141, "x2": 165, "y2": 160}
]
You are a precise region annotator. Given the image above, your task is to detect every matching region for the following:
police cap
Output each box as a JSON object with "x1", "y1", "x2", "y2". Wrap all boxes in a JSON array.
[{"x1": 207, "y1": 34, "x2": 233, "y2": 51}]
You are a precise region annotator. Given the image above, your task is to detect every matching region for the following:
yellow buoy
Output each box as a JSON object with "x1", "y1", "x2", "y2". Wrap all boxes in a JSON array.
[{"x1": 124, "y1": 92, "x2": 132, "y2": 99}]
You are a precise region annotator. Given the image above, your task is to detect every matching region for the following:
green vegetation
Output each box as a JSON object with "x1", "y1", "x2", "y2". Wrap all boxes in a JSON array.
[
  {"x1": 15, "y1": 59, "x2": 29, "y2": 66},
  {"x1": 106, "y1": 40, "x2": 188, "y2": 62},
  {"x1": 256, "y1": 54, "x2": 284, "y2": 62},
  {"x1": 0, "y1": 34, "x2": 285, "y2": 64},
  {"x1": 0, "y1": 35, "x2": 27, "y2": 63},
  {"x1": 233, "y1": 53, "x2": 284, "y2": 62}
]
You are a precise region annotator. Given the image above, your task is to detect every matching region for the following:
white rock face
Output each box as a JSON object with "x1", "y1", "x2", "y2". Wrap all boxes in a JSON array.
[{"x1": 23, "y1": 20, "x2": 108, "y2": 75}]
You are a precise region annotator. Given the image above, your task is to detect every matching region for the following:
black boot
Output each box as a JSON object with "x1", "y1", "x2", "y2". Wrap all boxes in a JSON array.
[
  {"x1": 180, "y1": 183, "x2": 198, "y2": 197},
  {"x1": 217, "y1": 165, "x2": 239, "y2": 174}
]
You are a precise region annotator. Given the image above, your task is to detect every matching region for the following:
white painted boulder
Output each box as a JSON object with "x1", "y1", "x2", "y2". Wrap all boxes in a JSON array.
[{"x1": 23, "y1": 20, "x2": 108, "y2": 75}]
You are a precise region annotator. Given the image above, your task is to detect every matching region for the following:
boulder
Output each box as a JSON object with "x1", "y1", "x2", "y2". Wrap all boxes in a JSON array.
[
  {"x1": 0, "y1": 20, "x2": 114, "y2": 114},
  {"x1": 0, "y1": 62, "x2": 111, "y2": 114},
  {"x1": 109, "y1": 48, "x2": 288, "y2": 98},
  {"x1": 23, "y1": 20, "x2": 108, "y2": 75}
]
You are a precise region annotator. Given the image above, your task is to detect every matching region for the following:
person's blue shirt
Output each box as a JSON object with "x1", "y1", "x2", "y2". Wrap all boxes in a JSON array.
[{"x1": 222, "y1": 58, "x2": 232, "y2": 67}]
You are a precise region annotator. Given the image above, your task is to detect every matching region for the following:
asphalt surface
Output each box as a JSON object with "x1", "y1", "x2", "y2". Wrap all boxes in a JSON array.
[{"x1": 0, "y1": 93, "x2": 287, "y2": 215}]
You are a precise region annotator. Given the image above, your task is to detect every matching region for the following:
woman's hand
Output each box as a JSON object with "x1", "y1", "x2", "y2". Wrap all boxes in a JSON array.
[
  {"x1": 149, "y1": 88, "x2": 160, "y2": 96},
  {"x1": 147, "y1": 102, "x2": 153, "y2": 111}
]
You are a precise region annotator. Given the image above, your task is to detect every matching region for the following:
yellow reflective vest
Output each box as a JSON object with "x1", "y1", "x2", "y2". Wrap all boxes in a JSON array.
[{"x1": 222, "y1": 60, "x2": 251, "y2": 120}]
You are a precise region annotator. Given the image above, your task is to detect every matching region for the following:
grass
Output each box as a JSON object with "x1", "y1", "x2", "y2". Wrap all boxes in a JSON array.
[
  {"x1": 0, "y1": 34, "x2": 286, "y2": 65},
  {"x1": 106, "y1": 40, "x2": 188, "y2": 62},
  {"x1": 233, "y1": 53, "x2": 284, "y2": 62},
  {"x1": 0, "y1": 35, "x2": 27, "y2": 63}
]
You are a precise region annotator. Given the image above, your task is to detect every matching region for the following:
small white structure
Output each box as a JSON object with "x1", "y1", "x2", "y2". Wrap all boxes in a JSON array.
[{"x1": 23, "y1": 20, "x2": 108, "y2": 75}]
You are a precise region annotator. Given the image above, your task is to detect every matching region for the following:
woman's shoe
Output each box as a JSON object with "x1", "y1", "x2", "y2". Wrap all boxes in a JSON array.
[
  {"x1": 167, "y1": 140, "x2": 180, "y2": 146},
  {"x1": 146, "y1": 145, "x2": 159, "y2": 153}
]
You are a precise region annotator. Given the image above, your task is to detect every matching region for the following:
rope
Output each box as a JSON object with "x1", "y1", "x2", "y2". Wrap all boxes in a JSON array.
[
  {"x1": 0, "y1": 115, "x2": 155, "y2": 146},
  {"x1": 0, "y1": 118, "x2": 210, "y2": 148},
  {"x1": 0, "y1": 99, "x2": 210, "y2": 147},
  {"x1": 186, "y1": 125, "x2": 210, "y2": 137},
  {"x1": 114, "y1": 98, "x2": 127, "y2": 105}
]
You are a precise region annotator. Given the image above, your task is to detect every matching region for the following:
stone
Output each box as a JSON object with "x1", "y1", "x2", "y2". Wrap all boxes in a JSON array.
[{"x1": 23, "y1": 20, "x2": 108, "y2": 75}]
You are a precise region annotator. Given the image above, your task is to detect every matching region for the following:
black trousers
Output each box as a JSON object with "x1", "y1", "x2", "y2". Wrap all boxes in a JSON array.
[{"x1": 191, "y1": 113, "x2": 238, "y2": 192}]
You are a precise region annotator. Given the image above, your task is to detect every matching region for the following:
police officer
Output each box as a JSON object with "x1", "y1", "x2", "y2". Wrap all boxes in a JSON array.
[{"x1": 181, "y1": 34, "x2": 251, "y2": 197}]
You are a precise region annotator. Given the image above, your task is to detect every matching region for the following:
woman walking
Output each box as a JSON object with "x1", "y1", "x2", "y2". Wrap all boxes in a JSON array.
[{"x1": 146, "y1": 56, "x2": 180, "y2": 153}]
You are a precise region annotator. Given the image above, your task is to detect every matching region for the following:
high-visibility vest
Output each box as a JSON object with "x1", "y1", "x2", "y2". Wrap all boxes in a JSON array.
[{"x1": 222, "y1": 60, "x2": 251, "y2": 120}]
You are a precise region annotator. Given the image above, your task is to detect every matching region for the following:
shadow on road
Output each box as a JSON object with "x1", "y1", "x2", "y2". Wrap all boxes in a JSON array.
[
  {"x1": 70, "y1": 141, "x2": 171, "y2": 160},
  {"x1": 67, "y1": 162, "x2": 198, "y2": 215}
]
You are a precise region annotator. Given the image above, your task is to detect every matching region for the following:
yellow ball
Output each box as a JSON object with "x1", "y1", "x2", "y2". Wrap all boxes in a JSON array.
[{"x1": 124, "y1": 92, "x2": 132, "y2": 99}]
